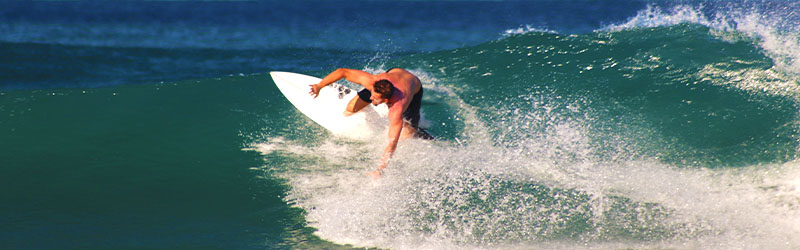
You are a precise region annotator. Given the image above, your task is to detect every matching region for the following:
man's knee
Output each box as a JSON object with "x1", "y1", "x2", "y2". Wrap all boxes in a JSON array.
[{"x1": 346, "y1": 97, "x2": 368, "y2": 113}]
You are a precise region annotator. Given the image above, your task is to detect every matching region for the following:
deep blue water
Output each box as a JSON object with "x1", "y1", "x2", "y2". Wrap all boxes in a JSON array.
[
  {"x1": 0, "y1": 0, "x2": 646, "y2": 90},
  {"x1": 2, "y1": 1, "x2": 800, "y2": 249}
]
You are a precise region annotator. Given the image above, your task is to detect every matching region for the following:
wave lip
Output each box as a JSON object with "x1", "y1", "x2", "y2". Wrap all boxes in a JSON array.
[
  {"x1": 502, "y1": 25, "x2": 558, "y2": 37},
  {"x1": 601, "y1": 3, "x2": 800, "y2": 75},
  {"x1": 602, "y1": 5, "x2": 717, "y2": 32}
]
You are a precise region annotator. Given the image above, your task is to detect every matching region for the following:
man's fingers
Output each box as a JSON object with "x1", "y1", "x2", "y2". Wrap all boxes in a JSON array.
[{"x1": 308, "y1": 85, "x2": 318, "y2": 98}]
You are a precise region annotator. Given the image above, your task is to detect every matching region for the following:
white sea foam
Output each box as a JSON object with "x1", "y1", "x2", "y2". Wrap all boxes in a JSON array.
[{"x1": 251, "y1": 126, "x2": 800, "y2": 249}]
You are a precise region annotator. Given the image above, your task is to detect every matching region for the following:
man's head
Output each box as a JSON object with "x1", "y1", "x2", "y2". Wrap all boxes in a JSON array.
[{"x1": 370, "y1": 79, "x2": 395, "y2": 105}]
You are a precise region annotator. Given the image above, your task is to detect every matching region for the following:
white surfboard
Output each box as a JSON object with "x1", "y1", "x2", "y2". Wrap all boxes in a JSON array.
[{"x1": 270, "y1": 71, "x2": 389, "y2": 140}]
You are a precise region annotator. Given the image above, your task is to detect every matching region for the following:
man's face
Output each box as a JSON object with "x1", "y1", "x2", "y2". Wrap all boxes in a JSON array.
[{"x1": 370, "y1": 91, "x2": 387, "y2": 105}]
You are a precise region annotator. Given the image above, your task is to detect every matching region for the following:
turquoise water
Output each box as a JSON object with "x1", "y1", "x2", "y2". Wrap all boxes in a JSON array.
[{"x1": 3, "y1": 1, "x2": 800, "y2": 249}]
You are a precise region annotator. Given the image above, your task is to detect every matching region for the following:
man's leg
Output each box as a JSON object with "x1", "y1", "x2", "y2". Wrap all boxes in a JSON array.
[
  {"x1": 344, "y1": 96, "x2": 370, "y2": 116},
  {"x1": 399, "y1": 122, "x2": 417, "y2": 140}
]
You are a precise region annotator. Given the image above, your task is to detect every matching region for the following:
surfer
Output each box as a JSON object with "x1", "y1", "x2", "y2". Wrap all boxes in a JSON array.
[{"x1": 309, "y1": 68, "x2": 431, "y2": 178}]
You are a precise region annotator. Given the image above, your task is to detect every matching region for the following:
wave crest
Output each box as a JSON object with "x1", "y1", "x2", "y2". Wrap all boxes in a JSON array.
[{"x1": 602, "y1": 3, "x2": 800, "y2": 74}]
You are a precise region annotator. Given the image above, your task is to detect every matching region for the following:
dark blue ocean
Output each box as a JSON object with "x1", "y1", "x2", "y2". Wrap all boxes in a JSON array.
[{"x1": 2, "y1": 1, "x2": 800, "y2": 249}]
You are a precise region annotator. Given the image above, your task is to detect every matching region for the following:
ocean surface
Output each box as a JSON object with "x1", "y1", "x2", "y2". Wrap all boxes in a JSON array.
[{"x1": 2, "y1": 1, "x2": 800, "y2": 249}]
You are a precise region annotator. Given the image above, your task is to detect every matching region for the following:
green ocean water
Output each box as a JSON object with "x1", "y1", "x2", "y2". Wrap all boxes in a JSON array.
[
  {"x1": 3, "y1": 24, "x2": 800, "y2": 249},
  {"x1": 2, "y1": 77, "x2": 289, "y2": 248}
]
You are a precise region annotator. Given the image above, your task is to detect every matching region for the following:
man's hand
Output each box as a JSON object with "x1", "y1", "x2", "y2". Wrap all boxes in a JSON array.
[
  {"x1": 309, "y1": 84, "x2": 322, "y2": 98},
  {"x1": 366, "y1": 160, "x2": 387, "y2": 179},
  {"x1": 366, "y1": 169, "x2": 382, "y2": 179}
]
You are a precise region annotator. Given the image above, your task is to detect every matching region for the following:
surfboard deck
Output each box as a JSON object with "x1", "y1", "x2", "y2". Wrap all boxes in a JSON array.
[{"x1": 270, "y1": 71, "x2": 388, "y2": 140}]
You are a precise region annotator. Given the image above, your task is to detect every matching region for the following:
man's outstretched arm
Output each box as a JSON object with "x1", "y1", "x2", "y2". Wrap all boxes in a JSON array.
[
  {"x1": 367, "y1": 109, "x2": 404, "y2": 178},
  {"x1": 310, "y1": 68, "x2": 375, "y2": 97}
]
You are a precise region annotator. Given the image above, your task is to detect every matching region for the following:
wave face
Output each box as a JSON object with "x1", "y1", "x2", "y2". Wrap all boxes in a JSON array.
[
  {"x1": 3, "y1": 1, "x2": 800, "y2": 249},
  {"x1": 424, "y1": 24, "x2": 799, "y2": 167}
]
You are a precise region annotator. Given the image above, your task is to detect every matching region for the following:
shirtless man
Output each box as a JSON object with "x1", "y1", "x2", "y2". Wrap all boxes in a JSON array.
[{"x1": 309, "y1": 68, "x2": 431, "y2": 178}]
